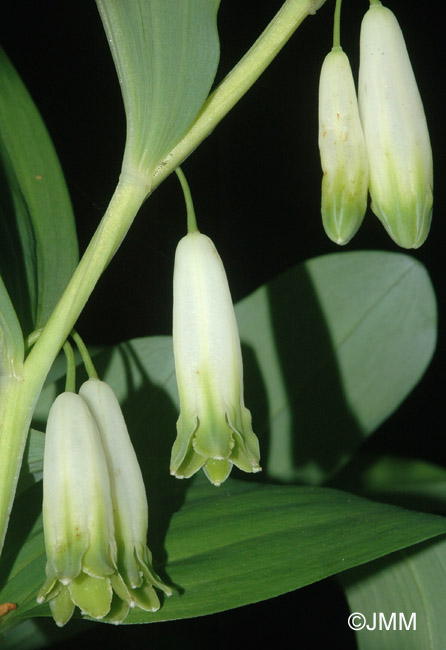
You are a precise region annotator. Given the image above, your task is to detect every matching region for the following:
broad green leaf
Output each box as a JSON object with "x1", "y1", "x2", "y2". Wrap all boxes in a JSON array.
[
  {"x1": 0, "y1": 620, "x2": 49, "y2": 650},
  {"x1": 0, "y1": 275, "x2": 23, "y2": 377},
  {"x1": 236, "y1": 251, "x2": 436, "y2": 483},
  {"x1": 331, "y1": 453, "x2": 446, "y2": 514},
  {"x1": 337, "y1": 451, "x2": 446, "y2": 649},
  {"x1": 96, "y1": 0, "x2": 220, "y2": 180},
  {"x1": 341, "y1": 536, "x2": 446, "y2": 650},
  {"x1": 0, "y1": 46, "x2": 78, "y2": 334},
  {"x1": 0, "y1": 618, "x2": 87, "y2": 650},
  {"x1": 0, "y1": 474, "x2": 445, "y2": 633}
]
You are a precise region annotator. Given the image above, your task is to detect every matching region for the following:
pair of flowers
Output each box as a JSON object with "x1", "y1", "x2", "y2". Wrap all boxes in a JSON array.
[
  {"x1": 38, "y1": 378, "x2": 172, "y2": 626},
  {"x1": 318, "y1": 1, "x2": 433, "y2": 248}
]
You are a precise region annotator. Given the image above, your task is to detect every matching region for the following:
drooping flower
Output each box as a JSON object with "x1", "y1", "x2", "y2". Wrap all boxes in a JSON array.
[
  {"x1": 358, "y1": 1, "x2": 433, "y2": 248},
  {"x1": 318, "y1": 46, "x2": 369, "y2": 245},
  {"x1": 79, "y1": 378, "x2": 172, "y2": 612},
  {"x1": 171, "y1": 230, "x2": 261, "y2": 486},
  {"x1": 37, "y1": 385, "x2": 170, "y2": 626},
  {"x1": 37, "y1": 391, "x2": 118, "y2": 626}
]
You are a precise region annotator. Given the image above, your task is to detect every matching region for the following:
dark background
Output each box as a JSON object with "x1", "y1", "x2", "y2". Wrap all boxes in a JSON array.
[{"x1": 1, "y1": 1, "x2": 443, "y2": 648}]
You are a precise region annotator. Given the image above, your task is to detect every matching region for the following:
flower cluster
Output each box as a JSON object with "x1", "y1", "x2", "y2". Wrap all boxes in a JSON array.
[
  {"x1": 318, "y1": 1, "x2": 432, "y2": 248},
  {"x1": 37, "y1": 379, "x2": 171, "y2": 626}
]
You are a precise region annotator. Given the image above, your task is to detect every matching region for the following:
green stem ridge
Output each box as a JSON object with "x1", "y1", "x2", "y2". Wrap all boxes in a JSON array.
[{"x1": 0, "y1": 0, "x2": 326, "y2": 555}]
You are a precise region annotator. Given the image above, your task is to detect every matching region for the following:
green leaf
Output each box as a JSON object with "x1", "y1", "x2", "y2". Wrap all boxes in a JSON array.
[
  {"x1": 1, "y1": 475, "x2": 445, "y2": 633},
  {"x1": 0, "y1": 275, "x2": 23, "y2": 377},
  {"x1": 341, "y1": 535, "x2": 446, "y2": 650},
  {"x1": 236, "y1": 251, "x2": 436, "y2": 483},
  {"x1": 0, "y1": 46, "x2": 78, "y2": 334},
  {"x1": 96, "y1": 0, "x2": 220, "y2": 180},
  {"x1": 331, "y1": 453, "x2": 446, "y2": 514},
  {"x1": 0, "y1": 617, "x2": 88, "y2": 650},
  {"x1": 15, "y1": 430, "x2": 45, "y2": 497}
]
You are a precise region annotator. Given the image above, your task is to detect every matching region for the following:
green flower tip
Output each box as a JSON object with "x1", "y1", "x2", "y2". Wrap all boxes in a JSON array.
[
  {"x1": 318, "y1": 48, "x2": 368, "y2": 245},
  {"x1": 38, "y1": 382, "x2": 171, "y2": 626},
  {"x1": 170, "y1": 231, "x2": 261, "y2": 486}
]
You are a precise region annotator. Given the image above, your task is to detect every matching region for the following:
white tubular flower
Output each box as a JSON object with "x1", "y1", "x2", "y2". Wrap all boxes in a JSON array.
[
  {"x1": 358, "y1": 1, "x2": 433, "y2": 248},
  {"x1": 171, "y1": 231, "x2": 261, "y2": 486},
  {"x1": 38, "y1": 385, "x2": 171, "y2": 627},
  {"x1": 37, "y1": 392, "x2": 117, "y2": 626},
  {"x1": 79, "y1": 378, "x2": 172, "y2": 612},
  {"x1": 318, "y1": 46, "x2": 369, "y2": 245}
]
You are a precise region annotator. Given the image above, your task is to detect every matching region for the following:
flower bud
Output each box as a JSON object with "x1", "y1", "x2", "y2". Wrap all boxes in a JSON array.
[
  {"x1": 318, "y1": 46, "x2": 369, "y2": 245},
  {"x1": 358, "y1": 2, "x2": 433, "y2": 248},
  {"x1": 171, "y1": 231, "x2": 261, "y2": 486}
]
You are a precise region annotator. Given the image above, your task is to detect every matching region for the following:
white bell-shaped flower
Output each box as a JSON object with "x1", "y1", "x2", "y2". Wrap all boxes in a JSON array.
[
  {"x1": 171, "y1": 231, "x2": 261, "y2": 486},
  {"x1": 38, "y1": 384, "x2": 170, "y2": 626},
  {"x1": 37, "y1": 391, "x2": 118, "y2": 626},
  {"x1": 79, "y1": 378, "x2": 172, "y2": 611}
]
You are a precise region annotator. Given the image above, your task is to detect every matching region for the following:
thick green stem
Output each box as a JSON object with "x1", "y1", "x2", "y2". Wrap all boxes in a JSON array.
[
  {"x1": 23, "y1": 178, "x2": 147, "y2": 377},
  {"x1": 151, "y1": 0, "x2": 327, "y2": 189},
  {"x1": 0, "y1": 0, "x2": 326, "y2": 555},
  {"x1": 0, "y1": 377, "x2": 27, "y2": 550},
  {"x1": 0, "y1": 177, "x2": 147, "y2": 553}
]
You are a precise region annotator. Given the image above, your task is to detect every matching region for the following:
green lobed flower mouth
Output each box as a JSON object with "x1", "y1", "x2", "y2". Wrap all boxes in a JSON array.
[
  {"x1": 38, "y1": 384, "x2": 171, "y2": 626},
  {"x1": 171, "y1": 391, "x2": 261, "y2": 486},
  {"x1": 171, "y1": 231, "x2": 261, "y2": 486}
]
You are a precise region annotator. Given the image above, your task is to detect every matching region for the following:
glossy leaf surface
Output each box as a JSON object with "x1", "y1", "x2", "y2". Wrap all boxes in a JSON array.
[{"x1": 0, "y1": 47, "x2": 78, "y2": 334}]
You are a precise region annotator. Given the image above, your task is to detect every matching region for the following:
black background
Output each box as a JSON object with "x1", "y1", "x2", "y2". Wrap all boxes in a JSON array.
[{"x1": 1, "y1": 1, "x2": 444, "y2": 648}]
